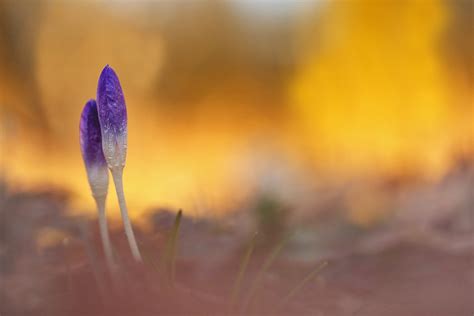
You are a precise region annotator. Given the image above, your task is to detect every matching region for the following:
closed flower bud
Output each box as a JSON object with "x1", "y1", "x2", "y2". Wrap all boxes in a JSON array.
[
  {"x1": 80, "y1": 99, "x2": 115, "y2": 269},
  {"x1": 96, "y1": 65, "x2": 142, "y2": 262},
  {"x1": 96, "y1": 65, "x2": 128, "y2": 170},
  {"x1": 79, "y1": 99, "x2": 109, "y2": 197}
]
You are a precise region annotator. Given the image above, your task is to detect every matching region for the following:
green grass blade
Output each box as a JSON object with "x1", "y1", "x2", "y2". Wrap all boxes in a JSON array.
[
  {"x1": 229, "y1": 232, "x2": 258, "y2": 310},
  {"x1": 166, "y1": 209, "x2": 182, "y2": 286},
  {"x1": 278, "y1": 260, "x2": 328, "y2": 309},
  {"x1": 240, "y1": 232, "x2": 292, "y2": 313}
]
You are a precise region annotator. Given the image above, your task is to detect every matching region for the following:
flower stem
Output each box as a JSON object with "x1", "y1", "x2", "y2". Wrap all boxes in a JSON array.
[
  {"x1": 111, "y1": 168, "x2": 142, "y2": 262},
  {"x1": 94, "y1": 194, "x2": 116, "y2": 271}
]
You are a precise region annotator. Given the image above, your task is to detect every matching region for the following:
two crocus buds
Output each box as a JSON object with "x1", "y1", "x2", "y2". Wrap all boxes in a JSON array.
[
  {"x1": 80, "y1": 65, "x2": 127, "y2": 191},
  {"x1": 80, "y1": 65, "x2": 142, "y2": 262}
]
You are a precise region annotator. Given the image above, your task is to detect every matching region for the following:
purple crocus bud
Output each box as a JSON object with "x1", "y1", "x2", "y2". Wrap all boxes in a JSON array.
[
  {"x1": 96, "y1": 65, "x2": 142, "y2": 262},
  {"x1": 80, "y1": 99, "x2": 109, "y2": 197},
  {"x1": 96, "y1": 65, "x2": 127, "y2": 170}
]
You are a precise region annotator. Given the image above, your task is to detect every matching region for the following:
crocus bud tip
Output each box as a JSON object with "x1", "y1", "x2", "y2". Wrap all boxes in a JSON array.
[{"x1": 80, "y1": 99, "x2": 106, "y2": 167}]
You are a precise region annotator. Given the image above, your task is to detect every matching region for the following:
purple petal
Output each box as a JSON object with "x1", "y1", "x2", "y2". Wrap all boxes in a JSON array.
[
  {"x1": 96, "y1": 65, "x2": 128, "y2": 168},
  {"x1": 80, "y1": 99, "x2": 107, "y2": 168}
]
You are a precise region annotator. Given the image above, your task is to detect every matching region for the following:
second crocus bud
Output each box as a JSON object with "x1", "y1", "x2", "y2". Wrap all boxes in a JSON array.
[
  {"x1": 80, "y1": 99, "x2": 109, "y2": 196},
  {"x1": 80, "y1": 99, "x2": 115, "y2": 270}
]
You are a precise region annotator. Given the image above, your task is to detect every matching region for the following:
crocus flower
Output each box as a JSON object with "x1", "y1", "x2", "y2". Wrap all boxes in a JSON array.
[
  {"x1": 80, "y1": 99, "x2": 108, "y2": 198},
  {"x1": 96, "y1": 65, "x2": 128, "y2": 170},
  {"x1": 80, "y1": 99, "x2": 115, "y2": 269},
  {"x1": 96, "y1": 65, "x2": 142, "y2": 262}
]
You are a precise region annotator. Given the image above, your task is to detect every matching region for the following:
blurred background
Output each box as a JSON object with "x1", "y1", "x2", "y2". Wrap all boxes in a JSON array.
[
  {"x1": 1, "y1": 0, "x2": 472, "y2": 218},
  {"x1": 0, "y1": 0, "x2": 473, "y2": 314}
]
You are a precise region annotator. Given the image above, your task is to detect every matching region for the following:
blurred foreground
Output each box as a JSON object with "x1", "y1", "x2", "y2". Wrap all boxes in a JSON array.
[{"x1": 1, "y1": 160, "x2": 473, "y2": 315}]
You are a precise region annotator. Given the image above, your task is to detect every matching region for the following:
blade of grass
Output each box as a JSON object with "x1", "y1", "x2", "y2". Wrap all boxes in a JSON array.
[
  {"x1": 170, "y1": 209, "x2": 182, "y2": 285},
  {"x1": 164, "y1": 209, "x2": 182, "y2": 286},
  {"x1": 240, "y1": 232, "x2": 292, "y2": 314},
  {"x1": 278, "y1": 260, "x2": 328, "y2": 309},
  {"x1": 228, "y1": 232, "x2": 258, "y2": 311}
]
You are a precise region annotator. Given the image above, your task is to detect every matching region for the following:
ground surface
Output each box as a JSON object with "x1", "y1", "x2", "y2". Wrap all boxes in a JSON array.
[{"x1": 1, "y1": 167, "x2": 473, "y2": 315}]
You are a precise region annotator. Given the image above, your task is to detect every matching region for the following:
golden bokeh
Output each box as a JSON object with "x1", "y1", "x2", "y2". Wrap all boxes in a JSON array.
[{"x1": 1, "y1": 0, "x2": 472, "y2": 221}]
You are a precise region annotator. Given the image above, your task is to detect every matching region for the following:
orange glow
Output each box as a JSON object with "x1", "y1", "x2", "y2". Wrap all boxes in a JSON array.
[
  {"x1": 1, "y1": 0, "x2": 472, "y2": 221},
  {"x1": 290, "y1": 0, "x2": 473, "y2": 179}
]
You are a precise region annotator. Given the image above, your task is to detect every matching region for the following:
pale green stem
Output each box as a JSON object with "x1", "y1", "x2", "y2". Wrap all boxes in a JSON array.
[
  {"x1": 111, "y1": 168, "x2": 142, "y2": 262},
  {"x1": 278, "y1": 261, "x2": 328, "y2": 308},
  {"x1": 241, "y1": 233, "x2": 291, "y2": 313},
  {"x1": 94, "y1": 194, "x2": 116, "y2": 271},
  {"x1": 229, "y1": 232, "x2": 258, "y2": 310}
]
